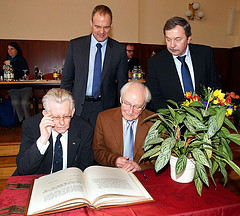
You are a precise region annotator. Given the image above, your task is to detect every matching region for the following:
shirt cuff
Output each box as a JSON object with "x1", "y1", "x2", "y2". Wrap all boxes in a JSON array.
[{"x1": 37, "y1": 138, "x2": 50, "y2": 155}]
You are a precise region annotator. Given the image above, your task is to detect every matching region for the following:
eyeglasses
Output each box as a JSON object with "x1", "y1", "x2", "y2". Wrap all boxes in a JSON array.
[
  {"x1": 126, "y1": 50, "x2": 134, "y2": 53},
  {"x1": 51, "y1": 115, "x2": 72, "y2": 121},
  {"x1": 121, "y1": 100, "x2": 145, "y2": 111}
]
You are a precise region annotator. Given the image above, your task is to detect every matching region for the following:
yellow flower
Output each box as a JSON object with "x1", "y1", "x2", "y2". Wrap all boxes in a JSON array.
[
  {"x1": 213, "y1": 99, "x2": 219, "y2": 104},
  {"x1": 213, "y1": 89, "x2": 222, "y2": 97},
  {"x1": 217, "y1": 92, "x2": 225, "y2": 100},
  {"x1": 226, "y1": 108, "x2": 233, "y2": 116},
  {"x1": 183, "y1": 100, "x2": 190, "y2": 106}
]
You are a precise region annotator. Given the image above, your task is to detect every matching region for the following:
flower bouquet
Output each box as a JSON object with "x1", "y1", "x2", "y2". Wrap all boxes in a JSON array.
[{"x1": 141, "y1": 87, "x2": 240, "y2": 195}]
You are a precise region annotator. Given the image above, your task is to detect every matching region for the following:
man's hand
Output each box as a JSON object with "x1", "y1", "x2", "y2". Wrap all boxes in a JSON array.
[
  {"x1": 39, "y1": 110, "x2": 55, "y2": 145},
  {"x1": 115, "y1": 156, "x2": 141, "y2": 173}
]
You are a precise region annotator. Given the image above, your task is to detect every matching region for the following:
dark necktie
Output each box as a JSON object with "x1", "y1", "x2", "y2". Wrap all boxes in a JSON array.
[
  {"x1": 177, "y1": 56, "x2": 194, "y2": 93},
  {"x1": 52, "y1": 133, "x2": 63, "y2": 173},
  {"x1": 124, "y1": 120, "x2": 135, "y2": 161},
  {"x1": 92, "y1": 43, "x2": 102, "y2": 99}
]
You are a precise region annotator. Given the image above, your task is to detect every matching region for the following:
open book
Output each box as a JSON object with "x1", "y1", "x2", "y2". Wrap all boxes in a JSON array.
[{"x1": 25, "y1": 166, "x2": 154, "y2": 215}]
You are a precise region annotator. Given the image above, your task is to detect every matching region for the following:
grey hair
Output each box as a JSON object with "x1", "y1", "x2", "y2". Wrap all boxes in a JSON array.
[
  {"x1": 120, "y1": 81, "x2": 152, "y2": 104},
  {"x1": 42, "y1": 88, "x2": 75, "y2": 112}
]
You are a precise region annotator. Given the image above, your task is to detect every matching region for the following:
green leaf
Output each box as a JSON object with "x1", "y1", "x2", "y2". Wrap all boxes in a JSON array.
[
  {"x1": 207, "y1": 116, "x2": 218, "y2": 138},
  {"x1": 221, "y1": 138, "x2": 233, "y2": 160},
  {"x1": 148, "y1": 120, "x2": 161, "y2": 133},
  {"x1": 155, "y1": 149, "x2": 171, "y2": 172},
  {"x1": 224, "y1": 117, "x2": 238, "y2": 132},
  {"x1": 224, "y1": 159, "x2": 240, "y2": 176},
  {"x1": 182, "y1": 105, "x2": 203, "y2": 121},
  {"x1": 167, "y1": 105, "x2": 175, "y2": 119},
  {"x1": 186, "y1": 115, "x2": 206, "y2": 130},
  {"x1": 167, "y1": 99, "x2": 179, "y2": 108},
  {"x1": 218, "y1": 160, "x2": 228, "y2": 186},
  {"x1": 175, "y1": 155, "x2": 187, "y2": 175},
  {"x1": 183, "y1": 119, "x2": 196, "y2": 134},
  {"x1": 161, "y1": 137, "x2": 176, "y2": 152},
  {"x1": 227, "y1": 134, "x2": 240, "y2": 145},
  {"x1": 215, "y1": 107, "x2": 227, "y2": 131},
  {"x1": 192, "y1": 148, "x2": 210, "y2": 168},
  {"x1": 175, "y1": 112, "x2": 186, "y2": 124},
  {"x1": 194, "y1": 176, "x2": 203, "y2": 196},
  {"x1": 195, "y1": 161, "x2": 209, "y2": 187},
  {"x1": 189, "y1": 101, "x2": 205, "y2": 108},
  {"x1": 220, "y1": 126, "x2": 231, "y2": 138},
  {"x1": 140, "y1": 145, "x2": 161, "y2": 161},
  {"x1": 200, "y1": 108, "x2": 210, "y2": 117}
]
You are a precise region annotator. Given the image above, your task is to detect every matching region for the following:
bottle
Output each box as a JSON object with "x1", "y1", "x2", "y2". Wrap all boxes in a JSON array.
[
  {"x1": 137, "y1": 66, "x2": 142, "y2": 80},
  {"x1": 132, "y1": 66, "x2": 138, "y2": 80},
  {"x1": 9, "y1": 65, "x2": 14, "y2": 81},
  {"x1": 52, "y1": 65, "x2": 58, "y2": 80},
  {"x1": 34, "y1": 66, "x2": 39, "y2": 80}
]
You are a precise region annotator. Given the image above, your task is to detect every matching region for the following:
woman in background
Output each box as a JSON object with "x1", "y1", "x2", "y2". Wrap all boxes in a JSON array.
[{"x1": 3, "y1": 42, "x2": 32, "y2": 122}]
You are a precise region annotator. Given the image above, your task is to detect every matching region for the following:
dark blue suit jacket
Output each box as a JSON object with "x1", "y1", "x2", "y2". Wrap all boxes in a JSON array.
[
  {"x1": 146, "y1": 43, "x2": 222, "y2": 111},
  {"x1": 60, "y1": 35, "x2": 128, "y2": 116},
  {"x1": 14, "y1": 113, "x2": 94, "y2": 175}
]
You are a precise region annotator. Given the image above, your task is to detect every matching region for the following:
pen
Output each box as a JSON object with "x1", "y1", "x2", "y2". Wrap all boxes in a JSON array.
[{"x1": 141, "y1": 171, "x2": 147, "y2": 180}]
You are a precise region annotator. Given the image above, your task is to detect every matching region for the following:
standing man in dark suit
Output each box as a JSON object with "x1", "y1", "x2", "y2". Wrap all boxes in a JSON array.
[
  {"x1": 146, "y1": 16, "x2": 222, "y2": 111},
  {"x1": 93, "y1": 81, "x2": 154, "y2": 173},
  {"x1": 14, "y1": 88, "x2": 93, "y2": 175},
  {"x1": 126, "y1": 43, "x2": 140, "y2": 72},
  {"x1": 61, "y1": 5, "x2": 128, "y2": 127}
]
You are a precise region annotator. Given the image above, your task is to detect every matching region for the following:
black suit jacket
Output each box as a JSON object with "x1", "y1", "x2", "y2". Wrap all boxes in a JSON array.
[
  {"x1": 146, "y1": 43, "x2": 222, "y2": 111},
  {"x1": 14, "y1": 113, "x2": 94, "y2": 175},
  {"x1": 128, "y1": 57, "x2": 140, "y2": 71},
  {"x1": 60, "y1": 35, "x2": 128, "y2": 116}
]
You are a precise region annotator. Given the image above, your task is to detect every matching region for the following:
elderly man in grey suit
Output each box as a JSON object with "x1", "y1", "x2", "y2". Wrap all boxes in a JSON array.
[
  {"x1": 61, "y1": 5, "x2": 128, "y2": 127},
  {"x1": 147, "y1": 16, "x2": 221, "y2": 111}
]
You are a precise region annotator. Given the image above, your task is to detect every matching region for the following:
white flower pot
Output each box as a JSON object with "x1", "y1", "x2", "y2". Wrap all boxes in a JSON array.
[{"x1": 170, "y1": 155, "x2": 195, "y2": 183}]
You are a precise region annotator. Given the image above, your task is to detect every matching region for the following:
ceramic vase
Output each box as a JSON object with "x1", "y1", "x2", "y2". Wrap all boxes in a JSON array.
[{"x1": 170, "y1": 155, "x2": 195, "y2": 183}]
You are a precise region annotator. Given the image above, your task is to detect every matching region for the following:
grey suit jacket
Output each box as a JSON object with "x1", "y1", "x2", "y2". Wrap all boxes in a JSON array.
[
  {"x1": 60, "y1": 35, "x2": 128, "y2": 116},
  {"x1": 14, "y1": 113, "x2": 94, "y2": 175},
  {"x1": 146, "y1": 43, "x2": 222, "y2": 111}
]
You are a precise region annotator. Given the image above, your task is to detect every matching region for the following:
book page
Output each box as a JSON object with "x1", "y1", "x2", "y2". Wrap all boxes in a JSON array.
[
  {"x1": 84, "y1": 166, "x2": 153, "y2": 207},
  {"x1": 27, "y1": 167, "x2": 88, "y2": 215}
]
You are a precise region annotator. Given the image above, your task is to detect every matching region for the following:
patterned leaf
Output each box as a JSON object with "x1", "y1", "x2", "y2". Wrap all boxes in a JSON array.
[
  {"x1": 186, "y1": 115, "x2": 206, "y2": 130},
  {"x1": 167, "y1": 105, "x2": 175, "y2": 119},
  {"x1": 161, "y1": 137, "x2": 176, "y2": 152},
  {"x1": 175, "y1": 155, "x2": 187, "y2": 175},
  {"x1": 220, "y1": 126, "x2": 231, "y2": 138},
  {"x1": 215, "y1": 107, "x2": 226, "y2": 131},
  {"x1": 140, "y1": 145, "x2": 161, "y2": 161},
  {"x1": 194, "y1": 176, "x2": 203, "y2": 196},
  {"x1": 155, "y1": 149, "x2": 171, "y2": 172},
  {"x1": 207, "y1": 116, "x2": 218, "y2": 138},
  {"x1": 183, "y1": 119, "x2": 195, "y2": 134},
  {"x1": 195, "y1": 161, "x2": 209, "y2": 187},
  {"x1": 182, "y1": 106, "x2": 203, "y2": 121},
  {"x1": 192, "y1": 148, "x2": 210, "y2": 168}
]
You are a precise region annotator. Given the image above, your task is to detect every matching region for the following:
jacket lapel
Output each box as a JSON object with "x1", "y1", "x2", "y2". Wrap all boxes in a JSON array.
[
  {"x1": 67, "y1": 125, "x2": 81, "y2": 167},
  {"x1": 189, "y1": 44, "x2": 200, "y2": 92},
  {"x1": 111, "y1": 108, "x2": 124, "y2": 155},
  {"x1": 101, "y1": 38, "x2": 112, "y2": 82}
]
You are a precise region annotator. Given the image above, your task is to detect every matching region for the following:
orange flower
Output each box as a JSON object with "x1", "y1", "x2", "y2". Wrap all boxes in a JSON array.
[
  {"x1": 185, "y1": 92, "x2": 192, "y2": 99},
  {"x1": 226, "y1": 95, "x2": 232, "y2": 104}
]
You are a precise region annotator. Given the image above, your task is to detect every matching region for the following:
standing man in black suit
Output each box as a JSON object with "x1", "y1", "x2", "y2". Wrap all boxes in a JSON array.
[
  {"x1": 126, "y1": 43, "x2": 140, "y2": 72},
  {"x1": 146, "y1": 16, "x2": 222, "y2": 111},
  {"x1": 61, "y1": 5, "x2": 128, "y2": 127},
  {"x1": 14, "y1": 88, "x2": 93, "y2": 175}
]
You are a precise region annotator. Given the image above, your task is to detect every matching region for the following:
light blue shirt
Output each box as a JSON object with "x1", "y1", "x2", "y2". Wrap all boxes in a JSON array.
[
  {"x1": 86, "y1": 34, "x2": 108, "y2": 96},
  {"x1": 172, "y1": 45, "x2": 195, "y2": 94}
]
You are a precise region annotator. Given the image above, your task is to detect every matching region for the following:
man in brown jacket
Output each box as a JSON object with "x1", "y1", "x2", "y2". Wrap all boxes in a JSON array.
[{"x1": 93, "y1": 81, "x2": 154, "y2": 172}]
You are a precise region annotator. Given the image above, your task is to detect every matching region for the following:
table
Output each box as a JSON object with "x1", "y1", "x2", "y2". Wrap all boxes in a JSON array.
[
  {"x1": 0, "y1": 167, "x2": 240, "y2": 216},
  {"x1": 0, "y1": 80, "x2": 61, "y2": 114}
]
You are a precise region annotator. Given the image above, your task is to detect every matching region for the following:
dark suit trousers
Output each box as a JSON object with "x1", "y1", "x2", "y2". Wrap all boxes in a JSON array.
[{"x1": 80, "y1": 100, "x2": 103, "y2": 127}]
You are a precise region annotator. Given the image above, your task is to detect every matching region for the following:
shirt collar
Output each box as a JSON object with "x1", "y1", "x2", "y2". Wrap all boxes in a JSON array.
[{"x1": 91, "y1": 33, "x2": 108, "y2": 48}]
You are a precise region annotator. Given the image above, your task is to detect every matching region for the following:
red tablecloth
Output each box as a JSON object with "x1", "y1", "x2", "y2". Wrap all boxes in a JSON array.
[{"x1": 0, "y1": 167, "x2": 240, "y2": 216}]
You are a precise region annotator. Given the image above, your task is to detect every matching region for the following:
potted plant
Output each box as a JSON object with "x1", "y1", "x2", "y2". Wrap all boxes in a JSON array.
[{"x1": 141, "y1": 87, "x2": 240, "y2": 196}]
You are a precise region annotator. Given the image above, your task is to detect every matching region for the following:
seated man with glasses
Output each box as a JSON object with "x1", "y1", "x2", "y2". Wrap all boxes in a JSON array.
[
  {"x1": 14, "y1": 88, "x2": 94, "y2": 175},
  {"x1": 93, "y1": 81, "x2": 155, "y2": 172}
]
